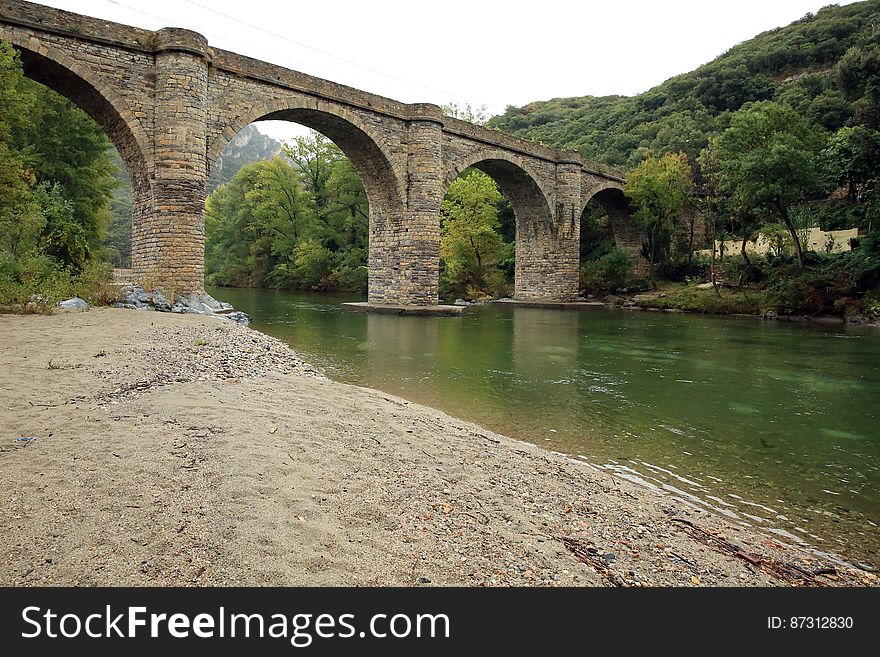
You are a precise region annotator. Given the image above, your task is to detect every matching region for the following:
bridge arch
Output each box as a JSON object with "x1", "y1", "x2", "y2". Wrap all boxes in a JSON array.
[
  {"x1": 443, "y1": 151, "x2": 554, "y2": 224},
  {"x1": 581, "y1": 181, "x2": 645, "y2": 273},
  {"x1": 209, "y1": 99, "x2": 405, "y2": 211},
  {"x1": 443, "y1": 152, "x2": 561, "y2": 301},
  {"x1": 209, "y1": 98, "x2": 410, "y2": 303},
  {"x1": 581, "y1": 180, "x2": 626, "y2": 218},
  {"x1": 1, "y1": 31, "x2": 156, "y2": 278},
  {"x1": 0, "y1": 32, "x2": 152, "y2": 195}
]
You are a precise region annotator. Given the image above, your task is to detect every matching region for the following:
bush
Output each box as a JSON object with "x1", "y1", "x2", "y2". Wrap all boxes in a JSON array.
[
  {"x1": 757, "y1": 233, "x2": 880, "y2": 315},
  {"x1": 839, "y1": 230, "x2": 880, "y2": 290},
  {"x1": 656, "y1": 255, "x2": 709, "y2": 282},
  {"x1": 766, "y1": 268, "x2": 856, "y2": 315},
  {"x1": 266, "y1": 239, "x2": 335, "y2": 291},
  {"x1": 206, "y1": 265, "x2": 251, "y2": 288},
  {"x1": 0, "y1": 252, "x2": 119, "y2": 313},
  {"x1": 0, "y1": 252, "x2": 74, "y2": 312},
  {"x1": 73, "y1": 260, "x2": 120, "y2": 306},
  {"x1": 579, "y1": 248, "x2": 634, "y2": 295},
  {"x1": 333, "y1": 250, "x2": 368, "y2": 293},
  {"x1": 719, "y1": 255, "x2": 767, "y2": 284}
]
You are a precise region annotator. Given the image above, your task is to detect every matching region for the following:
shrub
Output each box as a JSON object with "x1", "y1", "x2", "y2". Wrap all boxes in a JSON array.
[
  {"x1": 579, "y1": 248, "x2": 634, "y2": 295},
  {"x1": 766, "y1": 268, "x2": 856, "y2": 315},
  {"x1": 0, "y1": 253, "x2": 120, "y2": 313},
  {"x1": 656, "y1": 255, "x2": 709, "y2": 281},
  {"x1": 719, "y1": 255, "x2": 767, "y2": 284},
  {"x1": 333, "y1": 250, "x2": 368, "y2": 293},
  {"x1": 0, "y1": 252, "x2": 73, "y2": 312},
  {"x1": 73, "y1": 260, "x2": 120, "y2": 305}
]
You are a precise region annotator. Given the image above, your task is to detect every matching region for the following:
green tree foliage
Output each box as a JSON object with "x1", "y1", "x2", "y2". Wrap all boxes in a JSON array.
[
  {"x1": 715, "y1": 102, "x2": 824, "y2": 267},
  {"x1": 695, "y1": 137, "x2": 730, "y2": 289},
  {"x1": 439, "y1": 170, "x2": 509, "y2": 299},
  {"x1": 204, "y1": 133, "x2": 369, "y2": 292},
  {"x1": 625, "y1": 152, "x2": 693, "y2": 280},
  {"x1": 441, "y1": 103, "x2": 491, "y2": 125},
  {"x1": 0, "y1": 42, "x2": 40, "y2": 257},
  {"x1": 579, "y1": 248, "x2": 634, "y2": 296},
  {"x1": 21, "y1": 85, "x2": 114, "y2": 255},
  {"x1": 102, "y1": 149, "x2": 132, "y2": 267},
  {"x1": 834, "y1": 41, "x2": 880, "y2": 127},
  {"x1": 488, "y1": 2, "x2": 880, "y2": 168},
  {"x1": 0, "y1": 41, "x2": 119, "y2": 310},
  {"x1": 821, "y1": 125, "x2": 880, "y2": 200}
]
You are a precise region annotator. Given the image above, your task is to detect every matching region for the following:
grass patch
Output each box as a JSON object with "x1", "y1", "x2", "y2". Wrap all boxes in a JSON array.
[{"x1": 633, "y1": 284, "x2": 769, "y2": 315}]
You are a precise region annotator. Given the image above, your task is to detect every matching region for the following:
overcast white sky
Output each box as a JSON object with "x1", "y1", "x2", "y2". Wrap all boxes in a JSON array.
[{"x1": 37, "y1": 0, "x2": 862, "y2": 141}]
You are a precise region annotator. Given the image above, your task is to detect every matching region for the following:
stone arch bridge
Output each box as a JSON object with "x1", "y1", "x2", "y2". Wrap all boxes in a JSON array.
[{"x1": 1, "y1": 0, "x2": 636, "y2": 306}]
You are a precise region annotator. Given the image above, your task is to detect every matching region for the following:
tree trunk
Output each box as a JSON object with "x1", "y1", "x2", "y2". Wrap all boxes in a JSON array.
[
  {"x1": 708, "y1": 211, "x2": 720, "y2": 297},
  {"x1": 686, "y1": 209, "x2": 695, "y2": 267},
  {"x1": 740, "y1": 223, "x2": 751, "y2": 268},
  {"x1": 779, "y1": 205, "x2": 805, "y2": 268},
  {"x1": 738, "y1": 216, "x2": 752, "y2": 289}
]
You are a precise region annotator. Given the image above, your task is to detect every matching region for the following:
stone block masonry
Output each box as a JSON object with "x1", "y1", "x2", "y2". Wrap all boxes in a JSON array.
[{"x1": 1, "y1": 0, "x2": 637, "y2": 305}]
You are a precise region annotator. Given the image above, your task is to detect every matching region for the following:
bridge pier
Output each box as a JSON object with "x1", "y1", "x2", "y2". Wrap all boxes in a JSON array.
[
  {"x1": 514, "y1": 160, "x2": 581, "y2": 303},
  {"x1": 370, "y1": 106, "x2": 444, "y2": 306},
  {"x1": 132, "y1": 28, "x2": 210, "y2": 295}
]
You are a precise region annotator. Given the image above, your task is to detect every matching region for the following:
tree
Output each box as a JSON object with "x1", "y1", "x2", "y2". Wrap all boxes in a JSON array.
[
  {"x1": 834, "y1": 43, "x2": 880, "y2": 127},
  {"x1": 624, "y1": 152, "x2": 693, "y2": 282},
  {"x1": 283, "y1": 133, "x2": 339, "y2": 213},
  {"x1": 0, "y1": 41, "x2": 116, "y2": 271},
  {"x1": 21, "y1": 85, "x2": 115, "y2": 260},
  {"x1": 715, "y1": 101, "x2": 824, "y2": 268},
  {"x1": 441, "y1": 103, "x2": 490, "y2": 125},
  {"x1": 324, "y1": 157, "x2": 368, "y2": 253},
  {"x1": 205, "y1": 158, "x2": 312, "y2": 287},
  {"x1": 696, "y1": 138, "x2": 726, "y2": 292},
  {"x1": 0, "y1": 42, "x2": 40, "y2": 257},
  {"x1": 822, "y1": 125, "x2": 880, "y2": 202},
  {"x1": 102, "y1": 149, "x2": 132, "y2": 267},
  {"x1": 204, "y1": 134, "x2": 371, "y2": 293},
  {"x1": 440, "y1": 170, "x2": 505, "y2": 298}
]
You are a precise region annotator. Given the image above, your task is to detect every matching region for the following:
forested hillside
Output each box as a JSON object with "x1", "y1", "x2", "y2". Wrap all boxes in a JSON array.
[{"x1": 488, "y1": 1, "x2": 880, "y2": 169}]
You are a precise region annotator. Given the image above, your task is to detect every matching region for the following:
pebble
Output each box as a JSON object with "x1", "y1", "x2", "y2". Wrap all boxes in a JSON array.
[{"x1": 95, "y1": 321, "x2": 323, "y2": 405}]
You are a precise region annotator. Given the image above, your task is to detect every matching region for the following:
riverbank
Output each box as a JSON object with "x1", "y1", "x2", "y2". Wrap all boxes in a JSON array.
[
  {"x1": 603, "y1": 282, "x2": 880, "y2": 326},
  {"x1": 1, "y1": 308, "x2": 875, "y2": 586}
]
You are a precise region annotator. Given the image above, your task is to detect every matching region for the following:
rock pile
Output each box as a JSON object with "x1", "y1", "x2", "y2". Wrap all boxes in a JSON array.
[{"x1": 114, "y1": 285, "x2": 251, "y2": 324}]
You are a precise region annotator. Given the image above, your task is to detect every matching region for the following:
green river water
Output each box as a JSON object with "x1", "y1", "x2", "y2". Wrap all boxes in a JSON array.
[{"x1": 209, "y1": 287, "x2": 880, "y2": 567}]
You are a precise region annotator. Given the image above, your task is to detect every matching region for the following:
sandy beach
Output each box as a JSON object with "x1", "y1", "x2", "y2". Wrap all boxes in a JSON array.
[{"x1": 0, "y1": 308, "x2": 874, "y2": 587}]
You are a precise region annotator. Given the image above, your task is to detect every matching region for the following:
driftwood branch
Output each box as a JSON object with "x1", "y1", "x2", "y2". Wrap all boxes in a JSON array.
[{"x1": 669, "y1": 517, "x2": 839, "y2": 586}]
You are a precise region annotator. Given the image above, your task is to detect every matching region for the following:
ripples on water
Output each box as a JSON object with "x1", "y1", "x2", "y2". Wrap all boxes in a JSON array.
[{"x1": 210, "y1": 288, "x2": 880, "y2": 567}]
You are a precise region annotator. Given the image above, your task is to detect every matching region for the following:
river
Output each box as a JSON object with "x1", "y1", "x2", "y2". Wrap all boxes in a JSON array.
[{"x1": 209, "y1": 287, "x2": 880, "y2": 567}]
